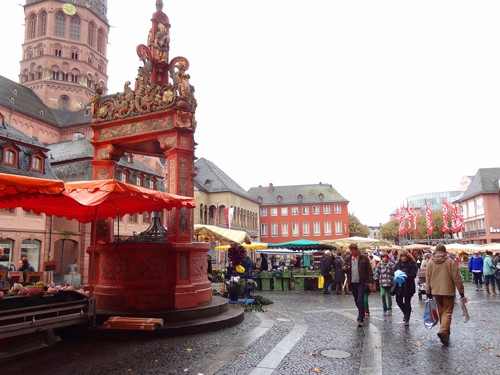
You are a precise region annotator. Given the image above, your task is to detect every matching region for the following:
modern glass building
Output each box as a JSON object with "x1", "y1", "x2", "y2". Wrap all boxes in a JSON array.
[{"x1": 405, "y1": 191, "x2": 462, "y2": 211}]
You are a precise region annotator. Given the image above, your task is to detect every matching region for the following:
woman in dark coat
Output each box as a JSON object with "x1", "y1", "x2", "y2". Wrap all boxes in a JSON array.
[
  {"x1": 393, "y1": 250, "x2": 418, "y2": 327},
  {"x1": 333, "y1": 253, "x2": 345, "y2": 295},
  {"x1": 259, "y1": 253, "x2": 269, "y2": 271}
]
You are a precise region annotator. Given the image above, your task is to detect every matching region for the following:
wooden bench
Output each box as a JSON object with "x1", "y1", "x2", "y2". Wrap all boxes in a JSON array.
[{"x1": 102, "y1": 316, "x2": 164, "y2": 331}]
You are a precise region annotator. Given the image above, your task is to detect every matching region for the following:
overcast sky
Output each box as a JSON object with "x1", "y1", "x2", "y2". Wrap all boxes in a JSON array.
[{"x1": 2, "y1": 0, "x2": 500, "y2": 226}]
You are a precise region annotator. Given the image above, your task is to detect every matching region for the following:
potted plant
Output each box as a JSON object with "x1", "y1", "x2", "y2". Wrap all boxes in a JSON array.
[{"x1": 226, "y1": 280, "x2": 243, "y2": 301}]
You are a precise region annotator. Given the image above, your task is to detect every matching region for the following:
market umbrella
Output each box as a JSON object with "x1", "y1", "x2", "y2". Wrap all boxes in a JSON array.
[
  {"x1": 441, "y1": 243, "x2": 481, "y2": 255},
  {"x1": 403, "y1": 244, "x2": 432, "y2": 251},
  {"x1": 256, "y1": 248, "x2": 315, "y2": 255},
  {"x1": 194, "y1": 224, "x2": 252, "y2": 244},
  {"x1": 63, "y1": 179, "x2": 195, "y2": 222},
  {"x1": 478, "y1": 243, "x2": 500, "y2": 252},
  {"x1": 377, "y1": 245, "x2": 403, "y2": 252},
  {"x1": 0, "y1": 173, "x2": 65, "y2": 197},
  {"x1": 0, "y1": 178, "x2": 195, "y2": 222},
  {"x1": 215, "y1": 242, "x2": 268, "y2": 251},
  {"x1": 267, "y1": 239, "x2": 336, "y2": 251},
  {"x1": 321, "y1": 236, "x2": 385, "y2": 251}
]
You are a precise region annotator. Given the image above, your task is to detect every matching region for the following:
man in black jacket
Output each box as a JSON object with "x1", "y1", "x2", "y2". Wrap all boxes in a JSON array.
[
  {"x1": 342, "y1": 243, "x2": 374, "y2": 327},
  {"x1": 320, "y1": 250, "x2": 333, "y2": 294}
]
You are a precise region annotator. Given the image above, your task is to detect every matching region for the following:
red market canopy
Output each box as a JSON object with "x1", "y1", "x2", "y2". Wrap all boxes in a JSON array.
[
  {"x1": 0, "y1": 175, "x2": 195, "y2": 223},
  {"x1": 0, "y1": 173, "x2": 65, "y2": 197},
  {"x1": 63, "y1": 179, "x2": 195, "y2": 222}
]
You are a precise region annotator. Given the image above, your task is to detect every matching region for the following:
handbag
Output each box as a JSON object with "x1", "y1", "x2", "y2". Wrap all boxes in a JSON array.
[
  {"x1": 318, "y1": 276, "x2": 324, "y2": 289},
  {"x1": 389, "y1": 282, "x2": 398, "y2": 296},
  {"x1": 423, "y1": 298, "x2": 439, "y2": 329}
]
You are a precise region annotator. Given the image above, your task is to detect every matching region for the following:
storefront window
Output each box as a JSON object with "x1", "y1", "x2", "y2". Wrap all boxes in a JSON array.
[
  {"x1": 21, "y1": 239, "x2": 41, "y2": 271},
  {"x1": 0, "y1": 239, "x2": 13, "y2": 269}
]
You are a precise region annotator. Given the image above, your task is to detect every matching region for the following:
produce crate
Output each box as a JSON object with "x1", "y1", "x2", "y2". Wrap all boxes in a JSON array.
[
  {"x1": 283, "y1": 277, "x2": 290, "y2": 291},
  {"x1": 298, "y1": 278, "x2": 306, "y2": 291},
  {"x1": 0, "y1": 290, "x2": 86, "y2": 311},
  {"x1": 273, "y1": 277, "x2": 283, "y2": 291}
]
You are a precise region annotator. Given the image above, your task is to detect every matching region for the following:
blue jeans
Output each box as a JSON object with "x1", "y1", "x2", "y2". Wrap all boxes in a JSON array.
[
  {"x1": 472, "y1": 271, "x2": 483, "y2": 286},
  {"x1": 484, "y1": 275, "x2": 495, "y2": 286},
  {"x1": 351, "y1": 282, "x2": 366, "y2": 322}
]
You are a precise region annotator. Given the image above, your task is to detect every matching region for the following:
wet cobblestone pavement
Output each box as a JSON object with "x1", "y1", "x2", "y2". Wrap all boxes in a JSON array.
[{"x1": 3, "y1": 283, "x2": 499, "y2": 375}]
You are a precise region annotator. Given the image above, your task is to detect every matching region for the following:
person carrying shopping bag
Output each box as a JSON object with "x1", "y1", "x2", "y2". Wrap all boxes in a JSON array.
[{"x1": 426, "y1": 244, "x2": 467, "y2": 346}]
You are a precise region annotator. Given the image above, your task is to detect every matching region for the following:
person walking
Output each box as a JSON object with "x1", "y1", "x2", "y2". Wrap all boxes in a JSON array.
[
  {"x1": 468, "y1": 251, "x2": 484, "y2": 291},
  {"x1": 483, "y1": 250, "x2": 496, "y2": 294},
  {"x1": 373, "y1": 251, "x2": 394, "y2": 315},
  {"x1": 494, "y1": 252, "x2": 500, "y2": 293},
  {"x1": 342, "y1": 243, "x2": 374, "y2": 327},
  {"x1": 426, "y1": 244, "x2": 467, "y2": 346},
  {"x1": 333, "y1": 252, "x2": 345, "y2": 295},
  {"x1": 393, "y1": 249, "x2": 417, "y2": 327},
  {"x1": 320, "y1": 250, "x2": 333, "y2": 294}
]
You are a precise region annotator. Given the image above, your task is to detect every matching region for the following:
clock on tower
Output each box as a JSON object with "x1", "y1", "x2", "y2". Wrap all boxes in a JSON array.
[{"x1": 62, "y1": 3, "x2": 77, "y2": 16}]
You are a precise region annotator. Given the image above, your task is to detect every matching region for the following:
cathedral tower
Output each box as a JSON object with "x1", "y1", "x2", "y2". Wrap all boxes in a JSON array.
[{"x1": 19, "y1": 0, "x2": 109, "y2": 111}]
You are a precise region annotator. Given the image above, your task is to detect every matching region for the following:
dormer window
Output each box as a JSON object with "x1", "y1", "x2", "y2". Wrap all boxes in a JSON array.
[
  {"x1": 319, "y1": 193, "x2": 324, "y2": 201},
  {"x1": 298, "y1": 194, "x2": 303, "y2": 202},
  {"x1": 30, "y1": 152, "x2": 45, "y2": 173},
  {"x1": 120, "y1": 170, "x2": 129, "y2": 183},
  {"x1": 4, "y1": 150, "x2": 16, "y2": 165},
  {"x1": 136, "y1": 175, "x2": 143, "y2": 187},
  {"x1": 3, "y1": 146, "x2": 19, "y2": 167},
  {"x1": 31, "y1": 156, "x2": 43, "y2": 171},
  {"x1": 277, "y1": 195, "x2": 283, "y2": 203}
]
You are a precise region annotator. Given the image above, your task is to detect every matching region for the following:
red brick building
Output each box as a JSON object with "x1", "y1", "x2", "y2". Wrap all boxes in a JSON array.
[
  {"x1": 460, "y1": 168, "x2": 500, "y2": 244},
  {"x1": 21, "y1": 0, "x2": 109, "y2": 111},
  {"x1": 248, "y1": 183, "x2": 349, "y2": 243}
]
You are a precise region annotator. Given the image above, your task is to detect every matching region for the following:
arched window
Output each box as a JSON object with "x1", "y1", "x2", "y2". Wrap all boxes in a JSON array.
[
  {"x1": 55, "y1": 12, "x2": 66, "y2": 37},
  {"x1": 88, "y1": 22, "x2": 95, "y2": 47},
  {"x1": 70, "y1": 15, "x2": 80, "y2": 40},
  {"x1": 60, "y1": 95, "x2": 69, "y2": 110},
  {"x1": 31, "y1": 156, "x2": 43, "y2": 171},
  {"x1": 4, "y1": 150, "x2": 16, "y2": 165},
  {"x1": 29, "y1": 14, "x2": 37, "y2": 39},
  {"x1": 97, "y1": 28, "x2": 104, "y2": 53},
  {"x1": 39, "y1": 11, "x2": 47, "y2": 36}
]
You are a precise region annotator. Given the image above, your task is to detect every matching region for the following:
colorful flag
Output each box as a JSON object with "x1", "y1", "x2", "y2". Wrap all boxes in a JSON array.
[
  {"x1": 398, "y1": 206, "x2": 407, "y2": 235},
  {"x1": 451, "y1": 203, "x2": 459, "y2": 233},
  {"x1": 453, "y1": 203, "x2": 464, "y2": 233},
  {"x1": 412, "y1": 206, "x2": 418, "y2": 234},
  {"x1": 442, "y1": 201, "x2": 450, "y2": 234},
  {"x1": 425, "y1": 200, "x2": 434, "y2": 235}
]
